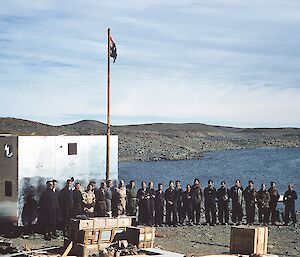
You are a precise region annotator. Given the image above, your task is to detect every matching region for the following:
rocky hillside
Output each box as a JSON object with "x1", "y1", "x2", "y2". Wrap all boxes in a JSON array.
[{"x1": 1, "y1": 117, "x2": 300, "y2": 161}]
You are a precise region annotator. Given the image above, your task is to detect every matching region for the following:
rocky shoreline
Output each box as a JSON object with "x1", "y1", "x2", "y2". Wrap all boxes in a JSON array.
[{"x1": 1, "y1": 118, "x2": 300, "y2": 162}]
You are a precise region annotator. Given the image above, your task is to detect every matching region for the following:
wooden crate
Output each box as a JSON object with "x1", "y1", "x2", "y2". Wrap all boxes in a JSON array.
[
  {"x1": 91, "y1": 217, "x2": 106, "y2": 229},
  {"x1": 105, "y1": 217, "x2": 119, "y2": 228},
  {"x1": 118, "y1": 216, "x2": 132, "y2": 227},
  {"x1": 76, "y1": 243, "x2": 99, "y2": 257},
  {"x1": 230, "y1": 226, "x2": 268, "y2": 255},
  {"x1": 125, "y1": 226, "x2": 155, "y2": 246},
  {"x1": 138, "y1": 241, "x2": 154, "y2": 248},
  {"x1": 70, "y1": 219, "x2": 94, "y2": 231}
]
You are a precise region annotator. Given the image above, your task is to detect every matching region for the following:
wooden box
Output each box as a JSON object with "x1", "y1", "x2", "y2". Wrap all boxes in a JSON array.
[
  {"x1": 105, "y1": 217, "x2": 119, "y2": 228},
  {"x1": 70, "y1": 219, "x2": 94, "y2": 231},
  {"x1": 118, "y1": 216, "x2": 132, "y2": 227},
  {"x1": 138, "y1": 241, "x2": 154, "y2": 249},
  {"x1": 91, "y1": 217, "x2": 106, "y2": 229},
  {"x1": 76, "y1": 243, "x2": 99, "y2": 257},
  {"x1": 230, "y1": 226, "x2": 268, "y2": 255},
  {"x1": 125, "y1": 226, "x2": 155, "y2": 246}
]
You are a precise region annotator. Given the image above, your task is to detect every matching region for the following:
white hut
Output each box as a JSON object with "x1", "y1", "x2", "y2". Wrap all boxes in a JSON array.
[{"x1": 0, "y1": 134, "x2": 118, "y2": 225}]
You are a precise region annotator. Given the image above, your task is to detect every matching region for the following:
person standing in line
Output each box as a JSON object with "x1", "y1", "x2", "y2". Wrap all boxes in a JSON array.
[
  {"x1": 147, "y1": 181, "x2": 156, "y2": 226},
  {"x1": 192, "y1": 179, "x2": 203, "y2": 225},
  {"x1": 217, "y1": 181, "x2": 230, "y2": 225},
  {"x1": 257, "y1": 184, "x2": 270, "y2": 225},
  {"x1": 73, "y1": 182, "x2": 83, "y2": 217},
  {"x1": 165, "y1": 181, "x2": 178, "y2": 226},
  {"x1": 115, "y1": 180, "x2": 127, "y2": 216},
  {"x1": 52, "y1": 179, "x2": 60, "y2": 236},
  {"x1": 82, "y1": 183, "x2": 96, "y2": 218},
  {"x1": 243, "y1": 180, "x2": 257, "y2": 225},
  {"x1": 268, "y1": 181, "x2": 280, "y2": 225},
  {"x1": 155, "y1": 183, "x2": 165, "y2": 226},
  {"x1": 105, "y1": 179, "x2": 113, "y2": 217},
  {"x1": 183, "y1": 184, "x2": 194, "y2": 225},
  {"x1": 283, "y1": 184, "x2": 298, "y2": 226},
  {"x1": 126, "y1": 180, "x2": 138, "y2": 216},
  {"x1": 39, "y1": 181, "x2": 59, "y2": 240},
  {"x1": 176, "y1": 180, "x2": 184, "y2": 225},
  {"x1": 230, "y1": 179, "x2": 244, "y2": 225},
  {"x1": 204, "y1": 180, "x2": 217, "y2": 226},
  {"x1": 59, "y1": 179, "x2": 74, "y2": 236},
  {"x1": 95, "y1": 181, "x2": 107, "y2": 217},
  {"x1": 137, "y1": 181, "x2": 150, "y2": 225}
]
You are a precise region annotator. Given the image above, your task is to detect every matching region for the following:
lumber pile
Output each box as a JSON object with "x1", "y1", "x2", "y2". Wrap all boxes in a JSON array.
[{"x1": 230, "y1": 226, "x2": 268, "y2": 256}]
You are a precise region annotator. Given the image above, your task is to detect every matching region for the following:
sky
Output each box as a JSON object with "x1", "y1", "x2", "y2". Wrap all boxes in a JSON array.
[{"x1": 0, "y1": 0, "x2": 300, "y2": 127}]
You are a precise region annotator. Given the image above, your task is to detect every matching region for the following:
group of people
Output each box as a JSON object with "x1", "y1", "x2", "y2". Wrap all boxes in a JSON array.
[{"x1": 36, "y1": 178, "x2": 298, "y2": 240}]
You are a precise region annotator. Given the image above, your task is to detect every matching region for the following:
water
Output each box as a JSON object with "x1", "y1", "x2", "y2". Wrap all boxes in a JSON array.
[{"x1": 119, "y1": 147, "x2": 300, "y2": 209}]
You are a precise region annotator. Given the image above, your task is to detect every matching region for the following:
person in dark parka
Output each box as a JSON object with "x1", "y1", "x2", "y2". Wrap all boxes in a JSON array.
[
  {"x1": 268, "y1": 181, "x2": 280, "y2": 225},
  {"x1": 106, "y1": 179, "x2": 113, "y2": 217},
  {"x1": 257, "y1": 184, "x2": 270, "y2": 225},
  {"x1": 165, "y1": 180, "x2": 178, "y2": 226},
  {"x1": 176, "y1": 180, "x2": 185, "y2": 225},
  {"x1": 183, "y1": 184, "x2": 193, "y2": 225},
  {"x1": 204, "y1": 180, "x2": 217, "y2": 225},
  {"x1": 59, "y1": 179, "x2": 74, "y2": 236},
  {"x1": 95, "y1": 181, "x2": 107, "y2": 217},
  {"x1": 155, "y1": 183, "x2": 165, "y2": 226},
  {"x1": 147, "y1": 181, "x2": 156, "y2": 226},
  {"x1": 192, "y1": 179, "x2": 203, "y2": 225},
  {"x1": 73, "y1": 182, "x2": 83, "y2": 217},
  {"x1": 230, "y1": 179, "x2": 244, "y2": 225},
  {"x1": 137, "y1": 181, "x2": 151, "y2": 225},
  {"x1": 283, "y1": 184, "x2": 298, "y2": 226},
  {"x1": 217, "y1": 181, "x2": 230, "y2": 225},
  {"x1": 126, "y1": 180, "x2": 138, "y2": 216},
  {"x1": 243, "y1": 180, "x2": 257, "y2": 225},
  {"x1": 39, "y1": 181, "x2": 59, "y2": 240}
]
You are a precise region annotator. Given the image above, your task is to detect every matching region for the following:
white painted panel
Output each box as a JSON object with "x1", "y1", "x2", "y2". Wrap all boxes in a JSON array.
[{"x1": 16, "y1": 135, "x2": 118, "y2": 225}]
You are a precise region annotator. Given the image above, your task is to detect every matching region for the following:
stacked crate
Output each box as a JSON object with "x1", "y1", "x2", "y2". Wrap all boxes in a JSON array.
[
  {"x1": 125, "y1": 226, "x2": 156, "y2": 248},
  {"x1": 68, "y1": 217, "x2": 132, "y2": 257},
  {"x1": 230, "y1": 225, "x2": 268, "y2": 256}
]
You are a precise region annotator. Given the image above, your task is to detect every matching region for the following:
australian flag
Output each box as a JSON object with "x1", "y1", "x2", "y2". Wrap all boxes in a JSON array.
[{"x1": 110, "y1": 36, "x2": 117, "y2": 63}]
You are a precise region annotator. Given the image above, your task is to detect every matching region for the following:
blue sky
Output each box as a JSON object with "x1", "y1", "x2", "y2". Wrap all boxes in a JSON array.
[{"x1": 0, "y1": 1, "x2": 300, "y2": 127}]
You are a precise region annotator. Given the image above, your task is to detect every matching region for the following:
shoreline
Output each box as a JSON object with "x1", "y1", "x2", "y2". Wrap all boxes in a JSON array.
[{"x1": 118, "y1": 145, "x2": 300, "y2": 162}]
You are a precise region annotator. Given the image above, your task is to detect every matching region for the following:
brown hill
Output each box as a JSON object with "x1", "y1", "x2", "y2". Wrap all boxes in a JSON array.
[{"x1": 0, "y1": 117, "x2": 299, "y2": 161}]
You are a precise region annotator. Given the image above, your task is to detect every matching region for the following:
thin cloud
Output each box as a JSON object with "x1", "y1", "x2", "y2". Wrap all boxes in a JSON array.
[{"x1": 0, "y1": 0, "x2": 300, "y2": 127}]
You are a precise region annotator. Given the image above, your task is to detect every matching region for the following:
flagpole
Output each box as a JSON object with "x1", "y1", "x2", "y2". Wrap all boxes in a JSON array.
[{"x1": 106, "y1": 28, "x2": 111, "y2": 181}]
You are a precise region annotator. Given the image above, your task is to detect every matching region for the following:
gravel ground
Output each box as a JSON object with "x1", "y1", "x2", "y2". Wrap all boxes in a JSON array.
[
  {"x1": 154, "y1": 223, "x2": 300, "y2": 257},
  {"x1": 1, "y1": 221, "x2": 299, "y2": 257}
]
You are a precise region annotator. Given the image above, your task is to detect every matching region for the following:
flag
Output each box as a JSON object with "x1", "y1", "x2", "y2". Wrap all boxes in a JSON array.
[{"x1": 110, "y1": 36, "x2": 117, "y2": 63}]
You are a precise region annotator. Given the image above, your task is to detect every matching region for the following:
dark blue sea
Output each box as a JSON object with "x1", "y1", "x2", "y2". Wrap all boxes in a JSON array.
[{"x1": 119, "y1": 147, "x2": 300, "y2": 210}]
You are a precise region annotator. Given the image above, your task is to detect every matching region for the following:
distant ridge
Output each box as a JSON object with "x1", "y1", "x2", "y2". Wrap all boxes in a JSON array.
[{"x1": 0, "y1": 117, "x2": 299, "y2": 161}]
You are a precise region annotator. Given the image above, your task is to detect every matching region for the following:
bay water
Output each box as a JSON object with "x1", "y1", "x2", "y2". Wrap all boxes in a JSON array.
[{"x1": 119, "y1": 147, "x2": 300, "y2": 210}]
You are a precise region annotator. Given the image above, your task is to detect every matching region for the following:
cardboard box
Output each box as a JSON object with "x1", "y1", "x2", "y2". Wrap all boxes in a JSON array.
[{"x1": 230, "y1": 226, "x2": 268, "y2": 255}]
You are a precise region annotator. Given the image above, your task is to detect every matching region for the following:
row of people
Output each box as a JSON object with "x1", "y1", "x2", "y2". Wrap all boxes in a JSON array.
[{"x1": 37, "y1": 178, "x2": 298, "y2": 240}]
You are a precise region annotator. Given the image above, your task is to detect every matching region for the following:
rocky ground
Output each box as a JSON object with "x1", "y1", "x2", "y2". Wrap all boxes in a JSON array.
[
  {"x1": 1, "y1": 216, "x2": 299, "y2": 257},
  {"x1": 1, "y1": 118, "x2": 300, "y2": 162},
  {"x1": 155, "y1": 223, "x2": 300, "y2": 257}
]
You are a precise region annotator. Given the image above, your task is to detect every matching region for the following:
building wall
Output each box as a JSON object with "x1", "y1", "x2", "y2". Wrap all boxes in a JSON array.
[
  {"x1": 0, "y1": 136, "x2": 18, "y2": 224},
  {"x1": 0, "y1": 135, "x2": 118, "y2": 225}
]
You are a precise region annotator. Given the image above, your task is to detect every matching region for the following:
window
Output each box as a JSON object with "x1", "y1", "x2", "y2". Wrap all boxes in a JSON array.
[
  {"x1": 5, "y1": 181, "x2": 12, "y2": 197},
  {"x1": 68, "y1": 143, "x2": 77, "y2": 155}
]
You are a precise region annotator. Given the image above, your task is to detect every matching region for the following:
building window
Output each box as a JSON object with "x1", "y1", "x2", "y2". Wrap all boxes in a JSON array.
[
  {"x1": 5, "y1": 181, "x2": 12, "y2": 197},
  {"x1": 68, "y1": 143, "x2": 77, "y2": 155}
]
